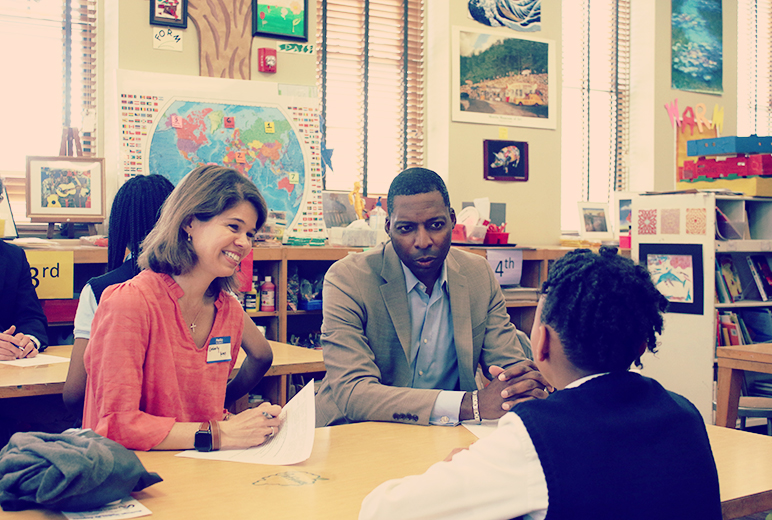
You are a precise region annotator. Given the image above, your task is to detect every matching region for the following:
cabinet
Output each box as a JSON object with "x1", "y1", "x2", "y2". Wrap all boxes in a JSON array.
[{"x1": 631, "y1": 192, "x2": 772, "y2": 422}]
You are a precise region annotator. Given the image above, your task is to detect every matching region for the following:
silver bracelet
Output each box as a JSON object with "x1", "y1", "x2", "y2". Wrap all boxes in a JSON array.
[{"x1": 472, "y1": 390, "x2": 481, "y2": 423}]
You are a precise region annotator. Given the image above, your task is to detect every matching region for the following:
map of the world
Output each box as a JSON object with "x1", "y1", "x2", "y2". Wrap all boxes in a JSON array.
[{"x1": 148, "y1": 101, "x2": 306, "y2": 225}]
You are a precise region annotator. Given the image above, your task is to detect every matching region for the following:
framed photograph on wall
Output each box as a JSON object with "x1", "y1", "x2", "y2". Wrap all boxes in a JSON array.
[
  {"x1": 0, "y1": 181, "x2": 18, "y2": 239},
  {"x1": 252, "y1": 0, "x2": 309, "y2": 42},
  {"x1": 612, "y1": 191, "x2": 638, "y2": 237},
  {"x1": 577, "y1": 202, "x2": 613, "y2": 241},
  {"x1": 483, "y1": 140, "x2": 528, "y2": 181},
  {"x1": 452, "y1": 26, "x2": 556, "y2": 129},
  {"x1": 150, "y1": 0, "x2": 188, "y2": 29},
  {"x1": 25, "y1": 156, "x2": 106, "y2": 224},
  {"x1": 639, "y1": 243, "x2": 704, "y2": 315}
]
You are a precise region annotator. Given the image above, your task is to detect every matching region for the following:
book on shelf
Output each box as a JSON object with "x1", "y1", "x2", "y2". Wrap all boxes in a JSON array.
[
  {"x1": 718, "y1": 256, "x2": 744, "y2": 302},
  {"x1": 715, "y1": 206, "x2": 744, "y2": 240},
  {"x1": 746, "y1": 255, "x2": 770, "y2": 301},
  {"x1": 719, "y1": 313, "x2": 742, "y2": 346},
  {"x1": 500, "y1": 286, "x2": 540, "y2": 302},
  {"x1": 715, "y1": 260, "x2": 731, "y2": 304},
  {"x1": 751, "y1": 255, "x2": 772, "y2": 301}
]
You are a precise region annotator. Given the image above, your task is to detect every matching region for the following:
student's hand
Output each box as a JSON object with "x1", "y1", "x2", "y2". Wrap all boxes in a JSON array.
[
  {"x1": 472, "y1": 363, "x2": 551, "y2": 419},
  {"x1": 219, "y1": 402, "x2": 282, "y2": 449},
  {"x1": 0, "y1": 326, "x2": 38, "y2": 360}
]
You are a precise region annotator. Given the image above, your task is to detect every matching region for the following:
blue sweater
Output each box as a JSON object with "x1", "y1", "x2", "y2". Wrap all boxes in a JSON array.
[{"x1": 514, "y1": 372, "x2": 722, "y2": 520}]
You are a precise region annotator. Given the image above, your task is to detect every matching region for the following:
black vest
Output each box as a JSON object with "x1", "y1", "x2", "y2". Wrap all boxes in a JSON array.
[
  {"x1": 513, "y1": 372, "x2": 722, "y2": 520},
  {"x1": 88, "y1": 260, "x2": 136, "y2": 303}
]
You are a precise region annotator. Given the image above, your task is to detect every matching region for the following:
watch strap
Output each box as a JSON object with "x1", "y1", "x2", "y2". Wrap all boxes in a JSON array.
[{"x1": 210, "y1": 420, "x2": 221, "y2": 451}]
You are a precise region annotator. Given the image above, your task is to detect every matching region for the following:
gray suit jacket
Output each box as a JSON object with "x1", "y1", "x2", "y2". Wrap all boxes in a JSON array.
[{"x1": 315, "y1": 242, "x2": 531, "y2": 427}]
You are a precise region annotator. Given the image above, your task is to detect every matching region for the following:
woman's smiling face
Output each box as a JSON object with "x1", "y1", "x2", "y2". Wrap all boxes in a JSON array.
[{"x1": 185, "y1": 200, "x2": 258, "y2": 279}]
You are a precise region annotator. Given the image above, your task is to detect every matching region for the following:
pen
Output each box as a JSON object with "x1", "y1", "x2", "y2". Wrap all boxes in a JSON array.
[{"x1": 262, "y1": 411, "x2": 274, "y2": 419}]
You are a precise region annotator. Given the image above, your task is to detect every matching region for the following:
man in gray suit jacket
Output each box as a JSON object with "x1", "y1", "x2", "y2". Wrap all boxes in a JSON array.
[{"x1": 316, "y1": 168, "x2": 550, "y2": 427}]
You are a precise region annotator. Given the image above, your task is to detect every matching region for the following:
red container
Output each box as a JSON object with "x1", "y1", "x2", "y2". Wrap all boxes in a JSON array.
[{"x1": 484, "y1": 232, "x2": 509, "y2": 245}]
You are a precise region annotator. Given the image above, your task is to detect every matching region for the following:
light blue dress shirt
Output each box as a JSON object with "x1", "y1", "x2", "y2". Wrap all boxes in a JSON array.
[{"x1": 402, "y1": 262, "x2": 465, "y2": 425}]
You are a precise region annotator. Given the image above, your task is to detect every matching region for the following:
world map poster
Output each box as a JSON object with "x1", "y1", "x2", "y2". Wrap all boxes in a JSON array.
[{"x1": 115, "y1": 70, "x2": 324, "y2": 241}]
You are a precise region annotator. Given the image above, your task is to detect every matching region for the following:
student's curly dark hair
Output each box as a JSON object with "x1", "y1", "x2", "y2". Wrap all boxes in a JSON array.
[{"x1": 540, "y1": 246, "x2": 669, "y2": 372}]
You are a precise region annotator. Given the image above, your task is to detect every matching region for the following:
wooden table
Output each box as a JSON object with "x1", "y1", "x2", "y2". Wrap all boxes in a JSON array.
[
  {"x1": 715, "y1": 343, "x2": 772, "y2": 429},
  {"x1": 5, "y1": 422, "x2": 772, "y2": 519},
  {"x1": 0, "y1": 342, "x2": 324, "y2": 405}
]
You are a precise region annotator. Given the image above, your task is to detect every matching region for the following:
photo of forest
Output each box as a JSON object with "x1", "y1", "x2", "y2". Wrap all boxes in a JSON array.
[{"x1": 458, "y1": 30, "x2": 549, "y2": 119}]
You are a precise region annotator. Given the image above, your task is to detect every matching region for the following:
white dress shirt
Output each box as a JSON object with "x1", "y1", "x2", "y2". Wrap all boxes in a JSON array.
[{"x1": 359, "y1": 374, "x2": 609, "y2": 520}]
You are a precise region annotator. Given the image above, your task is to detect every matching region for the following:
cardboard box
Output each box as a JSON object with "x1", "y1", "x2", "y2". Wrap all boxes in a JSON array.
[
  {"x1": 687, "y1": 135, "x2": 772, "y2": 157},
  {"x1": 677, "y1": 177, "x2": 772, "y2": 197}
]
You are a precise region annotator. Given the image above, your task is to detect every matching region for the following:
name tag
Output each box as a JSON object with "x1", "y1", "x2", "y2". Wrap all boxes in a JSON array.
[{"x1": 207, "y1": 336, "x2": 232, "y2": 363}]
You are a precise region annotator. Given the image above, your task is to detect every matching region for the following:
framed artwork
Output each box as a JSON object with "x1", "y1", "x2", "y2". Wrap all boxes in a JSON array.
[
  {"x1": 252, "y1": 0, "x2": 309, "y2": 42},
  {"x1": 150, "y1": 0, "x2": 188, "y2": 29},
  {"x1": 671, "y1": 0, "x2": 722, "y2": 94},
  {"x1": 25, "y1": 156, "x2": 106, "y2": 224},
  {"x1": 577, "y1": 202, "x2": 613, "y2": 241},
  {"x1": 0, "y1": 181, "x2": 18, "y2": 239},
  {"x1": 612, "y1": 191, "x2": 638, "y2": 237},
  {"x1": 452, "y1": 26, "x2": 555, "y2": 129},
  {"x1": 483, "y1": 140, "x2": 528, "y2": 181},
  {"x1": 639, "y1": 243, "x2": 704, "y2": 315}
]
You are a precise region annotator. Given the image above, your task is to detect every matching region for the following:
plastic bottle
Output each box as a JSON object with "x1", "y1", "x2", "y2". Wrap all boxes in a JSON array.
[
  {"x1": 245, "y1": 275, "x2": 258, "y2": 311},
  {"x1": 369, "y1": 196, "x2": 387, "y2": 231},
  {"x1": 260, "y1": 276, "x2": 276, "y2": 312}
]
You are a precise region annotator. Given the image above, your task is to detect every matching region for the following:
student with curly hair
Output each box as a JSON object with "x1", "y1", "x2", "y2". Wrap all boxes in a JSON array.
[{"x1": 360, "y1": 246, "x2": 722, "y2": 520}]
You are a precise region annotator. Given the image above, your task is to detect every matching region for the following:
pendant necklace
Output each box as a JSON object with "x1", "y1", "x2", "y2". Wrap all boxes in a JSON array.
[{"x1": 189, "y1": 303, "x2": 205, "y2": 333}]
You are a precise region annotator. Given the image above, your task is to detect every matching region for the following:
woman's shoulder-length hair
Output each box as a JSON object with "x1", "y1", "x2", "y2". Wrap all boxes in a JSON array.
[{"x1": 138, "y1": 165, "x2": 268, "y2": 296}]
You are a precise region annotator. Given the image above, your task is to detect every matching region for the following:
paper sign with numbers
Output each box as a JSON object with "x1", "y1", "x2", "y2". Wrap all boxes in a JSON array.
[
  {"x1": 486, "y1": 249, "x2": 523, "y2": 286},
  {"x1": 25, "y1": 250, "x2": 74, "y2": 299}
]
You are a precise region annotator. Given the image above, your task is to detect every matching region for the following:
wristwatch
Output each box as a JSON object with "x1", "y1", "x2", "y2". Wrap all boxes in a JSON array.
[{"x1": 194, "y1": 420, "x2": 221, "y2": 452}]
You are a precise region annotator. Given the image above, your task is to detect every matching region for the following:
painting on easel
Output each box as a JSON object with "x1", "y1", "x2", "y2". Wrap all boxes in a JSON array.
[{"x1": 25, "y1": 156, "x2": 105, "y2": 224}]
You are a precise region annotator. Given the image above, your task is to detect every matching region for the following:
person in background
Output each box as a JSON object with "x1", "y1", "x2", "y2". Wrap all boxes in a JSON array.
[
  {"x1": 0, "y1": 177, "x2": 48, "y2": 360},
  {"x1": 64, "y1": 174, "x2": 175, "y2": 416},
  {"x1": 359, "y1": 247, "x2": 722, "y2": 520},
  {"x1": 315, "y1": 167, "x2": 550, "y2": 427},
  {"x1": 82, "y1": 165, "x2": 279, "y2": 451}
]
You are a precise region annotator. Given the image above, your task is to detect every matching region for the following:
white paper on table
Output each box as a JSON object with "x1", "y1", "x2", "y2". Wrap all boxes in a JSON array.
[
  {"x1": 62, "y1": 496, "x2": 151, "y2": 519},
  {"x1": 0, "y1": 354, "x2": 70, "y2": 366},
  {"x1": 462, "y1": 419, "x2": 500, "y2": 439},
  {"x1": 177, "y1": 378, "x2": 315, "y2": 465}
]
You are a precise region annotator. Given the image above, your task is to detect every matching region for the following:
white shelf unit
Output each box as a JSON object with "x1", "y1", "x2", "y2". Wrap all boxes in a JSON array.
[{"x1": 632, "y1": 193, "x2": 772, "y2": 422}]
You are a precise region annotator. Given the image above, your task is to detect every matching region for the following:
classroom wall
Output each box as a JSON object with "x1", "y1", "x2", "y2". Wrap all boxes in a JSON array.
[
  {"x1": 105, "y1": 1, "x2": 739, "y2": 245},
  {"x1": 432, "y1": 0, "x2": 562, "y2": 246}
]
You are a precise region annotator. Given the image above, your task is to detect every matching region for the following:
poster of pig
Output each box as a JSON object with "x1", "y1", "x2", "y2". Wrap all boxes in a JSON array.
[{"x1": 484, "y1": 140, "x2": 528, "y2": 181}]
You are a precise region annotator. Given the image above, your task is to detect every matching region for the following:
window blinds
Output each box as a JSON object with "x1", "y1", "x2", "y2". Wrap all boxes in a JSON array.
[
  {"x1": 0, "y1": 0, "x2": 97, "y2": 172},
  {"x1": 317, "y1": 0, "x2": 424, "y2": 196},
  {"x1": 561, "y1": 0, "x2": 630, "y2": 231},
  {"x1": 737, "y1": 0, "x2": 772, "y2": 137}
]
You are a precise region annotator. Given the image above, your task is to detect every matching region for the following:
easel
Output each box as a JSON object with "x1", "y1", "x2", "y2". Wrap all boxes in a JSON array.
[{"x1": 46, "y1": 127, "x2": 98, "y2": 238}]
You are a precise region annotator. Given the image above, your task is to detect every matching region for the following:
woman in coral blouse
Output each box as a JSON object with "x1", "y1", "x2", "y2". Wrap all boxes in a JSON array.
[{"x1": 82, "y1": 165, "x2": 281, "y2": 451}]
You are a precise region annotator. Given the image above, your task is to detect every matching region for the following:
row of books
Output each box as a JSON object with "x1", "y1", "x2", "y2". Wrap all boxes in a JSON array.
[
  {"x1": 716, "y1": 308, "x2": 772, "y2": 347},
  {"x1": 501, "y1": 287, "x2": 539, "y2": 303},
  {"x1": 715, "y1": 254, "x2": 772, "y2": 303}
]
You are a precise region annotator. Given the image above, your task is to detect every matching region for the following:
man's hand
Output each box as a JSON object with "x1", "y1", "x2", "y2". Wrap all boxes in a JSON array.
[
  {"x1": 461, "y1": 362, "x2": 552, "y2": 421},
  {"x1": 0, "y1": 325, "x2": 38, "y2": 360}
]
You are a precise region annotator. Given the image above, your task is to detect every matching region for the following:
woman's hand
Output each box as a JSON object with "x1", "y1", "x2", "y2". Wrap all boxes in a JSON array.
[
  {"x1": 219, "y1": 402, "x2": 283, "y2": 449},
  {"x1": 0, "y1": 325, "x2": 38, "y2": 360}
]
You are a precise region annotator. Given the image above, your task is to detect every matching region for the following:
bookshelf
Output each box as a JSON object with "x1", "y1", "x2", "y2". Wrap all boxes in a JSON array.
[{"x1": 632, "y1": 192, "x2": 772, "y2": 422}]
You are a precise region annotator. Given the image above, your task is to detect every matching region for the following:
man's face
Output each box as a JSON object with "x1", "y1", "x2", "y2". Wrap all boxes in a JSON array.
[{"x1": 386, "y1": 191, "x2": 456, "y2": 287}]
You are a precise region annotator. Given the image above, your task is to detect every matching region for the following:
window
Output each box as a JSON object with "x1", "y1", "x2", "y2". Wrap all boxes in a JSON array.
[
  {"x1": 561, "y1": 0, "x2": 630, "y2": 232},
  {"x1": 737, "y1": 0, "x2": 772, "y2": 136},
  {"x1": 316, "y1": 0, "x2": 425, "y2": 196},
  {"x1": 0, "y1": 0, "x2": 97, "y2": 173}
]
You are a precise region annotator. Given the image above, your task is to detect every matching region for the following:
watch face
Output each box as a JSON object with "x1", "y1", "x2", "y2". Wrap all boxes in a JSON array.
[{"x1": 194, "y1": 430, "x2": 213, "y2": 452}]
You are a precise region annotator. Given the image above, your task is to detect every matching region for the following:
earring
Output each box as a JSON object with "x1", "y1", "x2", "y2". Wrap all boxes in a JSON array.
[{"x1": 187, "y1": 233, "x2": 192, "y2": 242}]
